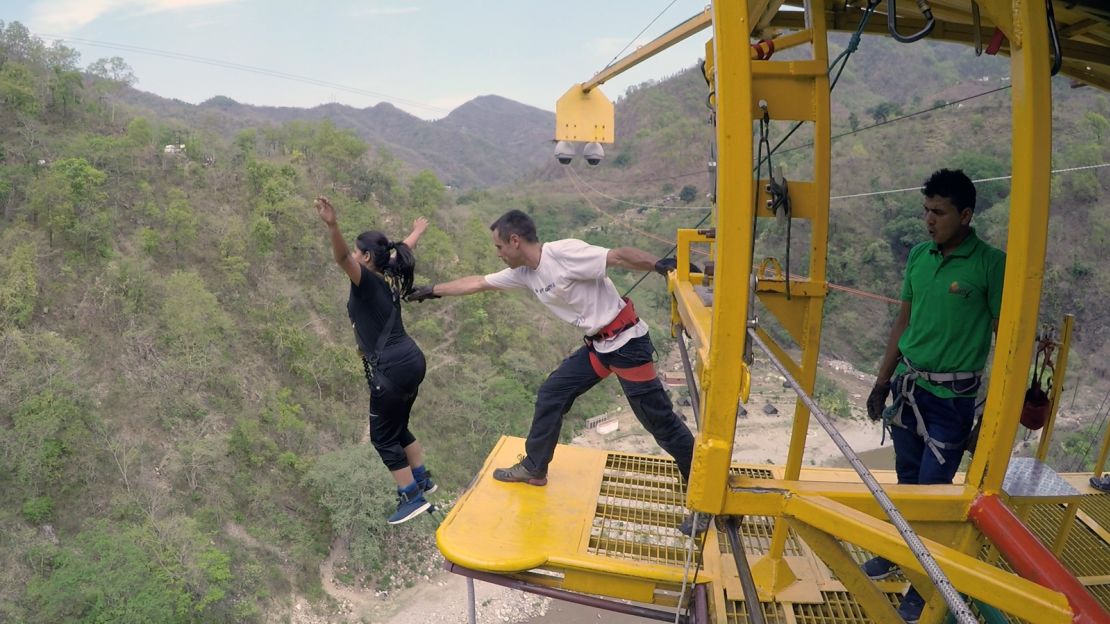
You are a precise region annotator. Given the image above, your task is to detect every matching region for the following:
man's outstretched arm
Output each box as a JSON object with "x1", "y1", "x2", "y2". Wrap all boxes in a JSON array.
[
  {"x1": 606, "y1": 247, "x2": 659, "y2": 272},
  {"x1": 408, "y1": 275, "x2": 496, "y2": 301},
  {"x1": 608, "y1": 247, "x2": 700, "y2": 275}
]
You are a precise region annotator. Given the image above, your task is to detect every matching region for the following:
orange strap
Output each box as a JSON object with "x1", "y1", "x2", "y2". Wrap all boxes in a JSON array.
[
  {"x1": 588, "y1": 351, "x2": 657, "y2": 383},
  {"x1": 588, "y1": 297, "x2": 639, "y2": 342},
  {"x1": 588, "y1": 351, "x2": 612, "y2": 379}
]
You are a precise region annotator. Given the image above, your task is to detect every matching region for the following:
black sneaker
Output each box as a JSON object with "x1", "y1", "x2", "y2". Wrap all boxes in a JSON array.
[
  {"x1": 1090, "y1": 475, "x2": 1110, "y2": 492},
  {"x1": 492, "y1": 461, "x2": 547, "y2": 486},
  {"x1": 862, "y1": 556, "x2": 899, "y2": 580},
  {"x1": 678, "y1": 513, "x2": 711, "y2": 536},
  {"x1": 388, "y1": 489, "x2": 431, "y2": 525}
]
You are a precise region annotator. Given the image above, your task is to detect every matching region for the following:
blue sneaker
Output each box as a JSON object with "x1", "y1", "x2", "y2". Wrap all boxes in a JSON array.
[
  {"x1": 897, "y1": 588, "x2": 925, "y2": 623},
  {"x1": 387, "y1": 488, "x2": 431, "y2": 525},
  {"x1": 861, "y1": 556, "x2": 899, "y2": 580},
  {"x1": 420, "y1": 470, "x2": 438, "y2": 495}
]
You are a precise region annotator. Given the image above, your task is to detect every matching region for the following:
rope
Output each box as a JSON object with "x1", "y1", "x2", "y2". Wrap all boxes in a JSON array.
[
  {"x1": 603, "y1": 0, "x2": 681, "y2": 69},
  {"x1": 568, "y1": 169, "x2": 713, "y2": 211},
  {"x1": 827, "y1": 0, "x2": 883, "y2": 90},
  {"x1": 1072, "y1": 387, "x2": 1110, "y2": 471},
  {"x1": 776, "y1": 86, "x2": 1012, "y2": 157},
  {"x1": 33, "y1": 32, "x2": 450, "y2": 115},
  {"x1": 565, "y1": 166, "x2": 902, "y2": 303},
  {"x1": 831, "y1": 162, "x2": 1110, "y2": 200},
  {"x1": 565, "y1": 166, "x2": 710, "y2": 253}
]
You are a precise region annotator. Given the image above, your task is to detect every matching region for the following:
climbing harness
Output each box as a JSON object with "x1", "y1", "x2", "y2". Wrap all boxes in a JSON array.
[
  {"x1": 583, "y1": 298, "x2": 658, "y2": 381},
  {"x1": 882, "y1": 358, "x2": 982, "y2": 464},
  {"x1": 585, "y1": 297, "x2": 640, "y2": 342}
]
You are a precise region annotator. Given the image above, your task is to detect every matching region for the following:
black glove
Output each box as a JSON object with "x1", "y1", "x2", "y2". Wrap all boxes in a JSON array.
[
  {"x1": 867, "y1": 382, "x2": 890, "y2": 421},
  {"x1": 654, "y1": 258, "x2": 701, "y2": 276},
  {"x1": 406, "y1": 285, "x2": 440, "y2": 302}
]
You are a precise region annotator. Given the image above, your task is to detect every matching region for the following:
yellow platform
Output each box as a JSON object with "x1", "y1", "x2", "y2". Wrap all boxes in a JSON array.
[{"x1": 436, "y1": 436, "x2": 706, "y2": 605}]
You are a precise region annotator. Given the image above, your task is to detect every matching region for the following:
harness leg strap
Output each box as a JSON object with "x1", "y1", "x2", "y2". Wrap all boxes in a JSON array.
[{"x1": 588, "y1": 351, "x2": 658, "y2": 382}]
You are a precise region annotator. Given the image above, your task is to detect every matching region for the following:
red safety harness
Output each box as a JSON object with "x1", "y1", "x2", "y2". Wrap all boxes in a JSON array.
[{"x1": 584, "y1": 298, "x2": 657, "y2": 382}]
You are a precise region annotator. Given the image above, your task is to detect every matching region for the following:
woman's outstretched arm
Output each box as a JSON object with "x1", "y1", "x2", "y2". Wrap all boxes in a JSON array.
[{"x1": 314, "y1": 196, "x2": 362, "y2": 285}]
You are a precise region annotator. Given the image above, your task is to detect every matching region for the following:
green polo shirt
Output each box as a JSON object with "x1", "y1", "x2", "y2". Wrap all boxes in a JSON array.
[{"x1": 894, "y1": 228, "x2": 1006, "y2": 398}]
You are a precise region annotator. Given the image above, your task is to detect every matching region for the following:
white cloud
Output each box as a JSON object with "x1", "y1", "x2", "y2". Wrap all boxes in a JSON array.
[
  {"x1": 348, "y1": 7, "x2": 420, "y2": 18},
  {"x1": 28, "y1": 0, "x2": 240, "y2": 34},
  {"x1": 590, "y1": 36, "x2": 633, "y2": 62}
]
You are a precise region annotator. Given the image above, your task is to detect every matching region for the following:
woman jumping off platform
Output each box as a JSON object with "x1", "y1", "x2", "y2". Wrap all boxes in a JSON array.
[{"x1": 314, "y1": 195, "x2": 435, "y2": 525}]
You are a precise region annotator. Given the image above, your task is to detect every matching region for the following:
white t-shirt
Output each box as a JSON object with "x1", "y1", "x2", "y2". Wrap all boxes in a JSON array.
[{"x1": 484, "y1": 239, "x2": 648, "y2": 353}]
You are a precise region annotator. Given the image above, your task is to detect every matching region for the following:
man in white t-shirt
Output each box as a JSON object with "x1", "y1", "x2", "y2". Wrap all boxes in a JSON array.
[{"x1": 409, "y1": 210, "x2": 699, "y2": 528}]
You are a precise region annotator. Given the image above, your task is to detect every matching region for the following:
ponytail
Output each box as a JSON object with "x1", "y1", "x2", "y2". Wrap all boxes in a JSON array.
[
  {"x1": 386, "y1": 242, "x2": 415, "y2": 297},
  {"x1": 355, "y1": 231, "x2": 416, "y2": 299}
]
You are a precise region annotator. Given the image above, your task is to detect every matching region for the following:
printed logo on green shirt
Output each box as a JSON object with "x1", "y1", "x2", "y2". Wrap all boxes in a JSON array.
[{"x1": 948, "y1": 281, "x2": 972, "y2": 298}]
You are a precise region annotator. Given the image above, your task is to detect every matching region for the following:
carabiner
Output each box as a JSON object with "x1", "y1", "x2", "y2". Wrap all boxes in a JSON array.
[{"x1": 887, "y1": 0, "x2": 935, "y2": 44}]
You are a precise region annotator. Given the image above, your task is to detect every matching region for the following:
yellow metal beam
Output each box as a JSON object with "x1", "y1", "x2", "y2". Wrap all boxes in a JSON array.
[
  {"x1": 686, "y1": 0, "x2": 755, "y2": 515},
  {"x1": 582, "y1": 8, "x2": 711, "y2": 92},
  {"x1": 783, "y1": 495, "x2": 1074, "y2": 623},
  {"x1": 788, "y1": 520, "x2": 903, "y2": 623},
  {"x1": 969, "y1": 0, "x2": 1055, "y2": 494},
  {"x1": 723, "y1": 480, "x2": 972, "y2": 522}
]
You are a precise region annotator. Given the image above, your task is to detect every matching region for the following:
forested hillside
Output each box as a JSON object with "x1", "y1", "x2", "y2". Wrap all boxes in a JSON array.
[
  {"x1": 2, "y1": 17, "x2": 1109, "y2": 624},
  {"x1": 0, "y1": 22, "x2": 622, "y2": 622}
]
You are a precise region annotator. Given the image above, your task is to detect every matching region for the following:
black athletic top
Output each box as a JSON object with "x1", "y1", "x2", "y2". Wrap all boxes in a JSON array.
[
  {"x1": 347, "y1": 264, "x2": 408, "y2": 353},
  {"x1": 346, "y1": 265, "x2": 425, "y2": 391}
]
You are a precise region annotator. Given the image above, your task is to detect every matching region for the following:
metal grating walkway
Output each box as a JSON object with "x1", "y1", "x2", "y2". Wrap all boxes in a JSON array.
[{"x1": 589, "y1": 453, "x2": 697, "y2": 566}]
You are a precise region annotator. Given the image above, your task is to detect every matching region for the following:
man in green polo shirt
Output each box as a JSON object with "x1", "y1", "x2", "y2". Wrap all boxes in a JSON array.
[{"x1": 861, "y1": 168, "x2": 1006, "y2": 623}]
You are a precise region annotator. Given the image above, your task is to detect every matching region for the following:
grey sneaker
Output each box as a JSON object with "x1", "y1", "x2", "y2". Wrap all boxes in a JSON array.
[
  {"x1": 678, "y1": 513, "x2": 711, "y2": 536},
  {"x1": 493, "y1": 461, "x2": 547, "y2": 486}
]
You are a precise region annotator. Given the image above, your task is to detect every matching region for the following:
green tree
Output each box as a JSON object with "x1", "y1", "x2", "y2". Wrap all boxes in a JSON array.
[
  {"x1": 86, "y1": 55, "x2": 136, "y2": 85},
  {"x1": 46, "y1": 66, "x2": 83, "y2": 118},
  {"x1": 0, "y1": 233, "x2": 37, "y2": 329},
  {"x1": 949, "y1": 151, "x2": 1008, "y2": 205},
  {"x1": 303, "y1": 445, "x2": 431, "y2": 574},
  {"x1": 164, "y1": 190, "x2": 199, "y2": 253},
  {"x1": 0, "y1": 62, "x2": 39, "y2": 114},
  {"x1": 31, "y1": 157, "x2": 109, "y2": 250},
  {"x1": 160, "y1": 271, "x2": 231, "y2": 376},
  {"x1": 26, "y1": 522, "x2": 193, "y2": 624},
  {"x1": 1085, "y1": 112, "x2": 1109, "y2": 143},
  {"x1": 679, "y1": 184, "x2": 698, "y2": 203},
  {"x1": 127, "y1": 117, "x2": 154, "y2": 148},
  {"x1": 409, "y1": 169, "x2": 445, "y2": 213}
]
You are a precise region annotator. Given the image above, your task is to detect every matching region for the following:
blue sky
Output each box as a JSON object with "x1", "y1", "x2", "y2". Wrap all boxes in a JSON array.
[{"x1": 7, "y1": 0, "x2": 713, "y2": 119}]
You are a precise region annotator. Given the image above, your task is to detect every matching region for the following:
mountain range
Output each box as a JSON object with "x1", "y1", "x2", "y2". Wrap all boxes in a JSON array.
[{"x1": 118, "y1": 89, "x2": 556, "y2": 188}]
